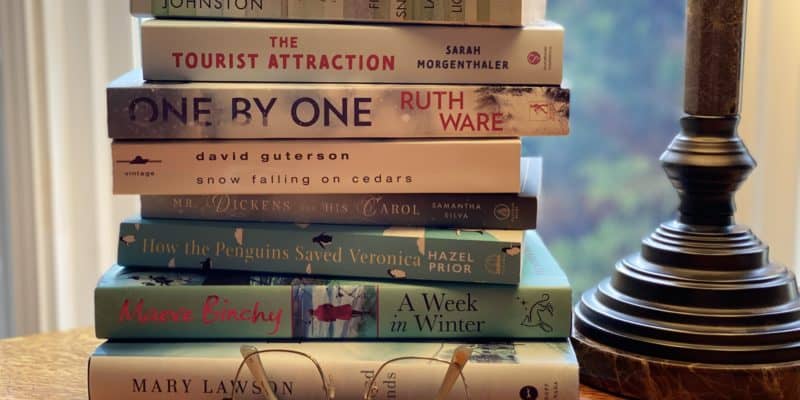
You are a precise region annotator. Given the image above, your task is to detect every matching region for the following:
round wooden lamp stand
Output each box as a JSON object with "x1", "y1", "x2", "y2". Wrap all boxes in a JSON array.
[{"x1": 572, "y1": 1, "x2": 800, "y2": 398}]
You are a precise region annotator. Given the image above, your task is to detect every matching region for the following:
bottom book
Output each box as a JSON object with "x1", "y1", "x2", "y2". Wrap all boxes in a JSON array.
[{"x1": 88, "y1": 340, "x2": 579, "y2": 400}]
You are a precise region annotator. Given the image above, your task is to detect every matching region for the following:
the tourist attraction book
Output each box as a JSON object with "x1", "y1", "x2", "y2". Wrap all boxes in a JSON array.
[
  {"x1": 132, "y1": 0, "x2": 548, "y2": 27},
  {"x1": 88, "y1": 340, "x2": 578, "y2": 400},
  {"x1": 107, "y1": 70, "x2": 570, "y2": 139},
  {"x1": 116, "y1": 217, "x2": 530, "y2": 284},
  {"x1": 111, "y1": 138, "x2": 521, "y2": 195},
  {"x1": 96, "y1": 231, "x2": 571, "y2": 339},
  {"x1": 140, "y1": 158, "x2": 540, "y2": 229},
  {"x1": 140, "y1": 19, "x2": 563, "y2": 84}
]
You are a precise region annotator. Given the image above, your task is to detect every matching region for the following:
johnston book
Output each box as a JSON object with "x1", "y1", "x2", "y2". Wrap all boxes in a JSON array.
[
  {"x1": 139, "y1": 157, "x2": 541, "y2": 229},
  {"x1": 131, "y1": 0, "x2": 549, "y2": 27},
  {"x1": 111, "y1": 138, "x2": 521, "y2": 194},
  {"x1": 96, "y1": 231, "x2": 571, "y2": 340},
  {"x1": 140, "y1": 19, "x2": 563, "y2": 84},
  {"x1": 107, "y1": 70, "x2": 570, "y2": 139}
]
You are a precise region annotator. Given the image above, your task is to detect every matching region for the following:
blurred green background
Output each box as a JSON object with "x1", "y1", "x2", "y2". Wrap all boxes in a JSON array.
[{"x1": 525, "y1": 0, "x2": 686, "y2": 302}]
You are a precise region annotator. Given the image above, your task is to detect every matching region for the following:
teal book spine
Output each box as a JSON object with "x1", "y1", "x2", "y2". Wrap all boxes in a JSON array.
[
  {"x1": 117, "y1": 218, "x2": 524, "y2": 284},
  {"x1": 97, "y1": 231, "x2": 571, "y2": 340}
]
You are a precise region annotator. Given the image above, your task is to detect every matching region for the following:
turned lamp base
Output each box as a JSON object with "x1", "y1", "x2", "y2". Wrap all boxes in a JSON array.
[
  {"x1": 572, "y1": 332, "x2": 800, "y2": 400},
  {"x1": 572, "y1": 116, "x2": 800, "y2": 397}
]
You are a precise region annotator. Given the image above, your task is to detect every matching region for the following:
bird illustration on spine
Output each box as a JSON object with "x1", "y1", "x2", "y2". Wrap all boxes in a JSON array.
[{"x1": 516, "y1": 294, "x2": 554, "y2": 332}]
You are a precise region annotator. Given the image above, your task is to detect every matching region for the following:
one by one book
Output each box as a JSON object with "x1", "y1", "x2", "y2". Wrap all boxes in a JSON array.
[
  {"x1": 140, "y1": 157, "x2": 541, "y2": 229},
  {"x1": 111, "y1": 138, "x2": 521, "y2": 195},
  {"x1": 117, "y1": 217, "x2": 527, "y2": 284},
  {"x1": 96, "y1": 231, "x2": 571, "y2": 339},
  {"x1": 108, "y1": 70, "x2": 570, "y2": 139},
  {"x1": 131, "y1": 0, "x2": 549, "y2": 27},
  {"x1": 88, "y1": 340, "x2": 578, "y2": 400},
  {"x1": 140, "y1": 19, "x2": 563, "y2": 84}
]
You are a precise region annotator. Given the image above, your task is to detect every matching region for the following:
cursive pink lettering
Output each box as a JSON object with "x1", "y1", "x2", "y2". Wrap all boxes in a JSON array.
[{"x1": 201, "y1": 295, "x2": 283, "y2": 335}]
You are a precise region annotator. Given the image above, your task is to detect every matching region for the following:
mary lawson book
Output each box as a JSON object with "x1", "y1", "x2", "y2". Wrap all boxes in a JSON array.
[
  {"x1": 140, "y1": 19, "x2": 563, "y2": 84},
  {"x1": 96, "y1": 231, "x2": 571, "y2": 339},
  {"x1": 88, "y1": 341, "x2": 578, "y2": 400},
  {"x1": 140, "y1": 158, "x2": 541, "y2": 229},
  {"x1": 132, "y1": 0, "x2": 548, "y2": 27},
  {"x1": 107, "y1": 70, "x2": 570, "y2": 139},
  {"x1": 117, "y1": 217, "x2": 527, "y2": 284},
  {"x1": 111, "y1": 138, "x2": 521, "y2": 195}
]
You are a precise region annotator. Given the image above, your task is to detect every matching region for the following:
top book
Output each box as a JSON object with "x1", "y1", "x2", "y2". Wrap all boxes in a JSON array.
[{"x1": 132, "y1": 0, "x2": 548, "y2": 27}]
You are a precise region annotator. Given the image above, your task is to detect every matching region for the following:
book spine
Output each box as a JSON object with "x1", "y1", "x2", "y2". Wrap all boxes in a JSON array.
[
  {"x1": 94, "y1": 270, "x2": 571, "y2": 339},
  {"x1": 140, "y1": 20, "x2": 563, "y2": 84},
  {"x1": 111, "y1": 139, "x2": 521, "y2": 195},
  {"x1": 88, "y1": 349, "x2": 579, "y2": 400},
  {"x1": 107, "y1": 78, "x2": 570, "y2": 139},
  {"x1": 131, "y1": 0, "x2": 543, "y2": 26},
  {"x1": 139, "y1": 193, "x2": 538, "y2": 229},
  {"x1": 117, "y1": 219, "x2": 523, "y2": 284}
]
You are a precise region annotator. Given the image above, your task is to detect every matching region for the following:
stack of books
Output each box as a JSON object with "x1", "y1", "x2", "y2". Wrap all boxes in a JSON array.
[{"x1": 89, "y1": 1, "x2": 576, "y2": 398}]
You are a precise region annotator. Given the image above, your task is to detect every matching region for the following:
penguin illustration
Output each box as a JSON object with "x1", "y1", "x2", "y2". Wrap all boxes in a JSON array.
[
  {"x1": 455, "y1": 229, "x2": 485, "y2": 236},
  {"x1": 387, "y1": 268, "x2": 408, "y2": 279},
  {"x1": 200, "y1": 258, "x2": 213, "y2": 272},
  {"x1": 312, "y1": 233, "x2": 333, "y2": 249},
  {"x1": 502, "y1": 244, "x2": 522, "y2": 256},
  {"x1": 119, "y1": 235, "x2": 136, "y2": 246}
]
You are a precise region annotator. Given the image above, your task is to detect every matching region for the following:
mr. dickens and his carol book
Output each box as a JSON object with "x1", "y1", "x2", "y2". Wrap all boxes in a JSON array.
[{"x1": 88, "y1": 1, "x2": 579, "y2": 399}]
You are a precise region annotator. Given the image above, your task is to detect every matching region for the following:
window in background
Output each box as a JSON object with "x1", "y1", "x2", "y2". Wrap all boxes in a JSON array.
[
  {"x1": 525, "y1": 0, "x2": 685, "y2": 301},
  {"x1": 0, "y1": 44, "x2": 8, "y2": 338}
]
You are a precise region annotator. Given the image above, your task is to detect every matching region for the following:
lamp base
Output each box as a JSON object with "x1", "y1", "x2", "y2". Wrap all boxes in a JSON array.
[{"x1": 572, "y1": 332, "x2": 800, "y2": 400}]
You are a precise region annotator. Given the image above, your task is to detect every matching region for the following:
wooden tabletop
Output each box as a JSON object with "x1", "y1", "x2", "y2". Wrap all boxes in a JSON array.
[{"x1": 0, "y1": 328, "x2": 620, "y2": 399}]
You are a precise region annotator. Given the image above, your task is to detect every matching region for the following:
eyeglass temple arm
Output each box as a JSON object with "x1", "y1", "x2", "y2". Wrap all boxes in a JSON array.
[
  {"x1": 240, "y1": 345, "x2": 280, "y2": 400},
  {"x1": 433, "y1": 345, "x2": 472, "y2": 400}
]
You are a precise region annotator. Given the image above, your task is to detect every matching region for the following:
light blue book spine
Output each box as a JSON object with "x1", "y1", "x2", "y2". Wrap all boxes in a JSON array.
[{"x1": 118, "y1": 218, "x2": 524, "y2": 284}]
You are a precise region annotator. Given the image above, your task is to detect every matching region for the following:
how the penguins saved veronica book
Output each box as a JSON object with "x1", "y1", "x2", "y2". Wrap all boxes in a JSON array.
[{"x1": 117, "y1": 217, "x2": 529, "y2": 284}]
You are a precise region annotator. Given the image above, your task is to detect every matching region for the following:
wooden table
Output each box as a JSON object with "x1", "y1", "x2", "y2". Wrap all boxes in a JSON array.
[{"x1": 0, "y1": 328, "x2": 620, "y2": 399}]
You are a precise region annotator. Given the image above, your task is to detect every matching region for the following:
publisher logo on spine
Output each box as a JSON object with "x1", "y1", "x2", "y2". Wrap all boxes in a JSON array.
[
  {"x1": 493, "y1": 203, "x2": 519, "y2": 222},
  {"x1": 519, "y1": 385, "x2": 539, "y2": 399},
  {"x1": 527, "y1": 51, "x2": 541, "y2": 65}
]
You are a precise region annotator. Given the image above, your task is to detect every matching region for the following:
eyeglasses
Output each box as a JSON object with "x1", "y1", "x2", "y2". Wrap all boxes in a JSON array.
[{"x1": 230, "y1": 344, "x2": 473, "y2": 400}]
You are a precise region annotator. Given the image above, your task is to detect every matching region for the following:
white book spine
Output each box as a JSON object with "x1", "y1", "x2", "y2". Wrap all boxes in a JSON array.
[
  {"x1": 112, "y1": 139, "x2": 521, "y2": 194},
  {"x1": 140, "y1": 20, "x2": 563, "y2": 84},
  {"x1": 88, "y1": 347, "x2": 579, "y2": 400},
  {"x1": 132, "y1": 0, "x2": 544, "y2": 25}
]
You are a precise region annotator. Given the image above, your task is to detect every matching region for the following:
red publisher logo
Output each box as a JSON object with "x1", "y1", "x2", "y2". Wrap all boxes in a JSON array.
[{"x1": 527, "y1": 51, "x2": 542, "y2": 65}]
